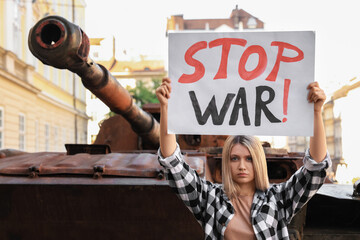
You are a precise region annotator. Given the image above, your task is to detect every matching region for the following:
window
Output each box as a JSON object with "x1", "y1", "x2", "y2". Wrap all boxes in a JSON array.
[
  {"x1": 13, "y1": 0, "x2": 21, "y2": 56},
  {"x1": 74, "y1": 74, "x2": 79, "y2": 97},
  {"x1": 45, "y1": 124, "x2": 50, "y2": 151},
  {"x1": 69, "y1": 129, "x2": 73, "y2": 144},
  {"x1": 81, "y1": 85, "x2": 86, "y2": 101},
  {"x1": 19, "y1": 114, "x2": 25, "y2": 151},
  {"x1": 334, "y1": 119, "x2": 342, "y2": 137},
  {"x1": 324, "y1": 108, "x2": 333, "y2": 120},
  {"x1": 54, "y1": 126, "x2": 58, "y2": 151},
  {"x1": 68, "y1": 5, "x2": 73, "y2": 21},
  {"x1": 60, "y1": 1, "x2": 65, "y2": 17},
  {"x1": 62, "y1": 127, "x2": 67, "y2": 151},
  {"x1": 35, "y1": 120, "x2": 39, "y2": 151},
  {"x1": 53, "y1": 69, "x2": 59, "y2": 85},
  {"x1": 326, "y1": 124, "x2": 334, "y2": 137},
  {"x1": 327, "y1": 143, "x2": 335, "y2": 157},
  {"x1": 0, "y1": 107, "x2": 4, "y2": 149},
  {"x1": 82, "y1": 120, "x2": 88, "y2": 143},
  {"x1": 44, "y1": 65, "x2": 50, "y2": 80},
  {"x1": 247, "y1": 17, "x2": 257, "y2": 29},
  {"x1": 205, "y1": 22, "x2": 210, "y2": 30},
  {"x1": 61, "y1": 70, "x2": 66, "y2": 89},
  {"x1": 68, "y1": 72, "x2": 74, "y2": 94}
]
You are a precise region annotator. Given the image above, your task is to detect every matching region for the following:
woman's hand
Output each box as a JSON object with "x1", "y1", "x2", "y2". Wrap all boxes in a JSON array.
[
  {"x1": 156, "y1": 78, "x2": 172, "y2": 106},
  {"x1": 307, "y1": 82, "x2": 326, "y2": 113}
]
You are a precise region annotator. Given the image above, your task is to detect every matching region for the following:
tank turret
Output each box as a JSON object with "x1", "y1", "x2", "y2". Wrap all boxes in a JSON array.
[{"x1": 28, "y1": 15, "x2": 160, "y2": 149}]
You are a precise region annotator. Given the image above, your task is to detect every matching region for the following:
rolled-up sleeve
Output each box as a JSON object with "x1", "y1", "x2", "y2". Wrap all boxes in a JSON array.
[
  {"x1": 303, "y1": 148, "x2": 332, "y2": 172},
  {"x1": 157, "y1": 144, "x2": 182, "y2": 169}
]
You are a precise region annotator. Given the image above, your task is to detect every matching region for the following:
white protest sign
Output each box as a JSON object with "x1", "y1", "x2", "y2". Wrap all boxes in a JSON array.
[{"x1": 168, "y1": 31, "x2": 315, "y2": 136}]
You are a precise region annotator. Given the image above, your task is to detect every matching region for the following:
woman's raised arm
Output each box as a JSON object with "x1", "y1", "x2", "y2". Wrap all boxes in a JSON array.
[
  {"x1": 156, "y1": 78, "x2": 177, "y2": 157},
  {"x1": 307, "y1": 82, "x2": 327, "y2": 163}
]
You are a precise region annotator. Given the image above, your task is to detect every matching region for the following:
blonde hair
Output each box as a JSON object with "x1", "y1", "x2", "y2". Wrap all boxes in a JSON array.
[{"x1": 222, "y1": 135, "x2": 269, "y2": 199}]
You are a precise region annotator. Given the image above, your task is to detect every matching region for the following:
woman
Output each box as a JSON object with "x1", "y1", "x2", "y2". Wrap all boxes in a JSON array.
[{"x1": 156, "y1": 78, "x2": 331, "y2": 240}]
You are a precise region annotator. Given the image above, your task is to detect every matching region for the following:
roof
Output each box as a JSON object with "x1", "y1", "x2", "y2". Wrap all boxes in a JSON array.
[
  {"x1": 183, "y1": 18, "x2": 234, "y2": 30},
  {"x1": 167, "y1": 7, "x2": 264, "y2": 32}
]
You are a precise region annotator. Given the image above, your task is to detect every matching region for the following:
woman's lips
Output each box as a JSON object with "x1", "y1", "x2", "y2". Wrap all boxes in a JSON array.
[{"x1": 237, "y1": 173, "x2": 248, "y2": 177}]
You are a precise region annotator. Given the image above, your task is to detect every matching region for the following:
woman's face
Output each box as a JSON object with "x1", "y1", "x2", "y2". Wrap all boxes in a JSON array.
[{"x1": 230, "y1": 143, "x2": 255, "y2": 186}]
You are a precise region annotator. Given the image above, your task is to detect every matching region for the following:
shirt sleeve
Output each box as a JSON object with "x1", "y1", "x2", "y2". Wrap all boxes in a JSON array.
[
  {"x1": 157, "y1": 144, "x2": 214, "y2": 224},
  {"x1": 273, "y1": 149, "x2": 332, "y2": 224}
]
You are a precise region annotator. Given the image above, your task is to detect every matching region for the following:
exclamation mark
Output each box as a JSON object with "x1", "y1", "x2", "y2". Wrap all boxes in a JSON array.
[{"x1": 282, "y1": 79, "x2": 291, "y2": 122}]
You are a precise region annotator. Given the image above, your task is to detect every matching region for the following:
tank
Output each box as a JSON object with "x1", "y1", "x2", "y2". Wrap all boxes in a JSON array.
[{"x1": 0, "y1": 16, "x2": 359, "y2": 240}]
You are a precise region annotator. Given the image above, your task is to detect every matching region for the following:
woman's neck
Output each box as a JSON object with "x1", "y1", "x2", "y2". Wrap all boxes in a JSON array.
[{"x1": 236, "y1": 182, "x2": 256, "y2": 197}]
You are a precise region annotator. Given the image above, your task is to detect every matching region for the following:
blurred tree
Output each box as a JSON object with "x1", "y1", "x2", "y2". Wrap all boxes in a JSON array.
[{"x1": 128, "y1": 79, "x2": 161, "y2": 107}]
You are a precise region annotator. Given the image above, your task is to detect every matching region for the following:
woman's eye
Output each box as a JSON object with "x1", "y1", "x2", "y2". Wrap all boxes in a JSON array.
[
  {"x1": 230, "y1": 156, "x2": 238, "y2": 161},
  {"x1": 246, "y1": 157, "x2": 253, "y2": 161}
]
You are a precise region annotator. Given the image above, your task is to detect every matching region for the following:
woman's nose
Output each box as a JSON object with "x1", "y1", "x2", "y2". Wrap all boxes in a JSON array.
[{"x1": 238, "y1": 159, "x2": 246, "y2": 170}]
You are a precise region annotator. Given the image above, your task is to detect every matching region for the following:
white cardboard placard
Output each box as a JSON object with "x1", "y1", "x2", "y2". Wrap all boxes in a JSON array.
[{"x1": 168, "y1": 31, "x2": 315, "y2": 136}]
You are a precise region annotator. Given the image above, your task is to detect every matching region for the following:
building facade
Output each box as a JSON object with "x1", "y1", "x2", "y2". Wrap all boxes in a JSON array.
[{"x1": 0, "y1": 0, "x2": 87, "y2": 152}]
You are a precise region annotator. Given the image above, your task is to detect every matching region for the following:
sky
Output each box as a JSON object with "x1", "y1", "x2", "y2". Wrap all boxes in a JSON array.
[{"x1": 85, "y1": 0, "x2": 360, "y2": 95}]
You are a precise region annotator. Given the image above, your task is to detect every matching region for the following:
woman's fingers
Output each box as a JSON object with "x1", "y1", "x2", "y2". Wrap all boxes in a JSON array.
[
  {"x1": 157, "y1": 86, "x2": 168, "y2": 99},
  {"x1": 309, "y1": 88, "x2": 325, "y2": 103},
  {"x1": 307, "y1": 82, "x2": 325, "y2": 103},
  {"x1": 163, "y1": 85, "x2": 170, "y2": 98},
  {"x1": 162, "y1": 82, "x2": 171, "y2": 97},
  {"x1": 156, "y1": 78, "x2": 173, "y2": 104}
]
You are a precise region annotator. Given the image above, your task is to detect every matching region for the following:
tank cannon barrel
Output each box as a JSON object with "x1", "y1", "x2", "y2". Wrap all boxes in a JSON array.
[{"x1": 28, "y1": 15, "x2": 159, "y2": 148}]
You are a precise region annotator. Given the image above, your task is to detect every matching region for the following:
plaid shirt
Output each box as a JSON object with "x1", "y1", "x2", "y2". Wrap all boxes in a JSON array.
[{"x1": 158, "y1": 145, "x2": 331, "y2": 240}]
